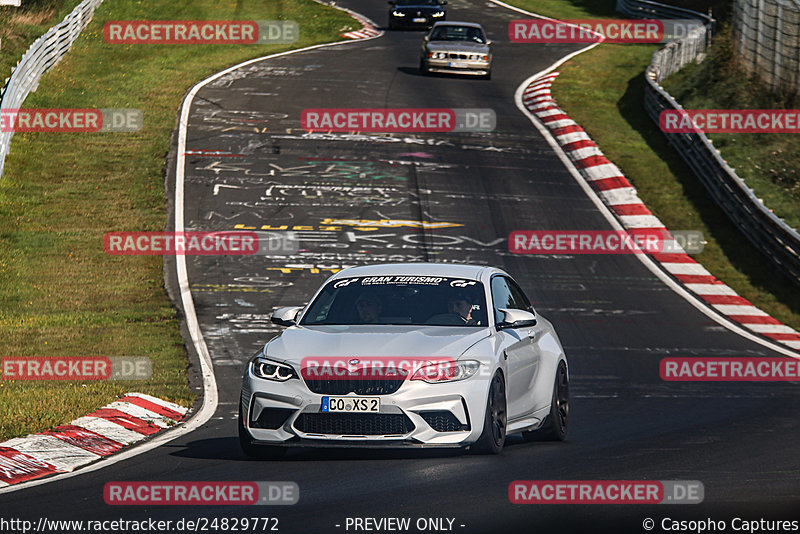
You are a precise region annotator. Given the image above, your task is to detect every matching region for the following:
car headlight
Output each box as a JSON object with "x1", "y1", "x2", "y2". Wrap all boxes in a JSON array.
[
  {"x1": 392, "y1": 11, "x2": 406, "y2": 16},
  {"x1": 411, "y1": 360, "x2": 480, "y2": 383},
  {"x1": 429, "y1": 51, "x2": 446, "y2": 59},
  {"x1": 470, "y1": 54, "x2": 488, "y2": 61},
  {"x1": 251, "y1": 357, "x2": 297, "y2": 382},
  {"x1": 432, "y1": 11, "x2": 445, "y2": 17}
]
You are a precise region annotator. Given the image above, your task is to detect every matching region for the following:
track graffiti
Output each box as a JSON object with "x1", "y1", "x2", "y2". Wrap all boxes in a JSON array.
[
  {"x1": 194, "y1": 160, "x2": 406, "y2": 182},
  {"x1": 270, "y1": 132, "x2": 532, "y2": 153},
  {"x1": 214, "y1": 313, "x2": 283, "y2": 334},
  {"x1": 207, "y1": 63, "x2": 322, "y2": 89},
  {"x1": 190, "y1": 283, "x2": 277, "y2": 293}
]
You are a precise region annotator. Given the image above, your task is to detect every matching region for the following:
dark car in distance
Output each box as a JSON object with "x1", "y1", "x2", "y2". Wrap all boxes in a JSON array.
[{"x1": 388, "y1": 0, "x2": 447, "y2": 30}]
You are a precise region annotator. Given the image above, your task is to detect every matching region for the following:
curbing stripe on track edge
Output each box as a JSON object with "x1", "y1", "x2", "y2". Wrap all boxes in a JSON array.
[
  {"x1": 509, "y1": 60, "x2": 800, "y2": 358},
  {"x1": 0, "y1": 395, "x2": 187, "y2": 487}
]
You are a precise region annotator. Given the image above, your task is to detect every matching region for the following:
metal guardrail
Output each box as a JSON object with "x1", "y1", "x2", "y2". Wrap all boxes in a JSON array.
[
  {"x1": 617, "y1": 0, "x2": 800, "y2": 286},
  {"x1": 617, "y1": 0, "x2": 714, "y2": 25},
  {"x1": 0, "y1": 0, "x2": 103, "y2": 178}
]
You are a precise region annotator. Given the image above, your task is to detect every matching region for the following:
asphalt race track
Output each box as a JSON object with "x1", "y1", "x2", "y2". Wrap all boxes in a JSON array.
[{"x1": 3, "y1": 0, "x2": 799, "y2": 532}]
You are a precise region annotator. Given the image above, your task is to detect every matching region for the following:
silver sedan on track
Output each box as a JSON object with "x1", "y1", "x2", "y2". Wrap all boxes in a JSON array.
[
  {"x1": 419, "y1": 21, "x2": 492, "y2": 79},
  {"x1": 239, "y1": 263, "x2": 568, "y2": 458}
]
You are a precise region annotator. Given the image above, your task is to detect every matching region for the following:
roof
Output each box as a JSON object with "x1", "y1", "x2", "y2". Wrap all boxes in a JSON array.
[
  {"x1": 431, "y1": 21, "x2": 484, "y2": 29},
  {"x1": 330, "y1": 262, "x2": 491, "y2": 280}
]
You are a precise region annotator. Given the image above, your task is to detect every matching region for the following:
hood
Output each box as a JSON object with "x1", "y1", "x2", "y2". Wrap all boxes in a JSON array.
[
  {"x1": 265, "y1": 325, "x2": 490, "y2": 364},
  {"x1": 426, "y1": 41, "x2": 489, "y2": 53}
]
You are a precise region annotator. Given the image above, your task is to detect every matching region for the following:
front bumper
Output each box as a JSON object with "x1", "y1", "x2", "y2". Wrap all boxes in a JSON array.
[
  {"x1": 390, "y1": 14, "x2": 444, "y2": 28},
  {"x1": 423, "y1": 57, "x2": 491, "y2": 76},
  {"x1": 241, "y1": 371, "x2": 489, "y2": 448}
]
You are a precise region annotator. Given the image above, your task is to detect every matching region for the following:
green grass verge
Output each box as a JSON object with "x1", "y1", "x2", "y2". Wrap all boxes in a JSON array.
[
  {"x1": 507, "y1": 0, "x2": 800, "y2": 329},
  {"x1": 662, "y1": 24, "x2": 800, "y2": 232},
  {"x1": 0, "y1": 0, "x2": 356, "y2": 441}
]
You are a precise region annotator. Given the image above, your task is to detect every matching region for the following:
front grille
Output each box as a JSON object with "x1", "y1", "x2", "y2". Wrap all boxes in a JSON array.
[
  {"x1": 251, "y1": 407, "x2": 294, "y2": 430},
  {"x1": 448, "y1": 53, "x2": 468, "y2": 60},
  {"x1": 295, "y1": 413, "x2": 414, "y2": 436},
  {"x1": 304, "y1": 378, "x2": 404, "y2": 395},
  {"x1": 419, "y1": 411, "x2": 470, "y2": 432},
  {"x1": 399, "y1": 9, "x2": 427, "y2": 17}
]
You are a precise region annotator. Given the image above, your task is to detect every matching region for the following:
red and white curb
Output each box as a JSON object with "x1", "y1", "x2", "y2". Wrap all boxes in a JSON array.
[
  {"x1": 522, "y1": 72, "x2": 800, "y2": 353},
  {"x1": 0, "y1": 393, "x2": 187, "y2": 487},
  {"x1": 341, "y1": 11, "x2": 381, "y2": 40}
]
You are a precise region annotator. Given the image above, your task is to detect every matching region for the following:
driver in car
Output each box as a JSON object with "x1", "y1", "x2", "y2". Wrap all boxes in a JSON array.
[
  {"x1": 355, "y1": 293, "x2": 383, "y2": 323},
  {"x1": 447, "y1": 293, "x2": 480, "y2": 325}
]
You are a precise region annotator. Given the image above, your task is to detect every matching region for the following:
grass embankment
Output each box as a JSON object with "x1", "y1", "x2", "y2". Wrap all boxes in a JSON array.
[
  {"x1": 0, "y1": 0, "x2": 356, "y2": 441},
  {"x1": 507, "y1": 0, "x2": 800, "y2": 329},
  {"x1": 1, "y1": 1, "x2": 83, "y2": 89},
  {"x1": 663, "y1": 25, "x2": 800, "y2": 232}
]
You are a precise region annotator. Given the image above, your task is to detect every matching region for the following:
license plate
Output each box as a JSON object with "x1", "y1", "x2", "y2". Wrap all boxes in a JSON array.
[
  {"x1": 322, "y1": 396, "x2": 380, "y2": 412},
  {"x1": 413, "y1": 17, "x2": 426, "y2": 22},
  {"x1": 449, "y1": 61, "x2": 469, "y2": 68}
]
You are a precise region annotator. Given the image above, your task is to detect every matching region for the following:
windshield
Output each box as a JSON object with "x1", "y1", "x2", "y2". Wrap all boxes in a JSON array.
[
  {"x1": 300, "y1": 276, "x2": 487, "y2": 326},
  {"x1": 395, "y1": 0, "x2": 442, "y2": 5},
  {"x1": 429, "y1": 25, "x2": 486, "y2": 43}
]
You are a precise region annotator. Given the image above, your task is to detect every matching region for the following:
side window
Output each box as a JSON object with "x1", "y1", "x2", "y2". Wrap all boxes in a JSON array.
[
  {"x1": 507, "y1": 278, "x2": 533, "y2": 313},
  {"x1": 491, "y1": 276, "x2": 522, "y2": 324}
]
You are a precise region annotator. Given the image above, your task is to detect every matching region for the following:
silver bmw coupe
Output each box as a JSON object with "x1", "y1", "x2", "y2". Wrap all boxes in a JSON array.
[{"x1": 239, "y1": 263, "x2": 568, "y2": 458}]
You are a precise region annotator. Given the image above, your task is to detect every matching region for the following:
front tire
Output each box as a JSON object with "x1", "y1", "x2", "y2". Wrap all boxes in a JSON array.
[
  {"x1": 238, "y1": 402, "x2": 287, "y2": 460},
  {"x1": 524, "y1": 361, "x2": 569, "y2": 442},
  {"x1": 419, "y1": 58, "x2": 429, "y2": 75},
  {"x1": 472, "y1": 372, "x2": 507, "y2": 454}
]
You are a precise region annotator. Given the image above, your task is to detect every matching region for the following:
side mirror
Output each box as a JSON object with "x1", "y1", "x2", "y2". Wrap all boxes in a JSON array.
[
  {"x1": 271, "y1": 306, "x2": 303, "y2": 327},
  {"x1": 485, "y1": 39, "x2": 492, "y2": 45},
  {"x1": 496, "y1": 308, "x2": 537, "y2": 330},
  {"x1": 423, "y1": 35, "x2": 429, "y2": 41}
]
